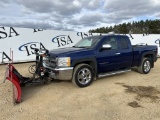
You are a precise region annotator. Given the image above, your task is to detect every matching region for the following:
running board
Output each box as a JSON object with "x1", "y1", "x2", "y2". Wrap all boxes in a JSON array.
[{"x1": 98, "y1": 69, "x2": 131, "y2": 78}]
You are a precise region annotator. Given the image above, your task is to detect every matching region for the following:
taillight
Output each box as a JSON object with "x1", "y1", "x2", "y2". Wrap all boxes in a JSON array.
[{"x1": 154, "y1": 47, "x2": 158, "y2": 57}]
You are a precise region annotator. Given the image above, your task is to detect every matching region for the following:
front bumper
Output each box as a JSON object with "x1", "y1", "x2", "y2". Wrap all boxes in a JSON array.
[{"x1": 43, "y1": 63, "x2": 73, "y2": 80}]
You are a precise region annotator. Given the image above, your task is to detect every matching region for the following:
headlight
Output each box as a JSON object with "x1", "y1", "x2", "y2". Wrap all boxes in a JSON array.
[{"x1": 57, "y1": 57, "x2": 71, "y2": 67}]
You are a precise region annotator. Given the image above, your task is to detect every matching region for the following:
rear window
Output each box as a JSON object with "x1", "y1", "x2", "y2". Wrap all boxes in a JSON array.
[{"x1": 119, "y1": 37, "x2": 129, "y2": 49}]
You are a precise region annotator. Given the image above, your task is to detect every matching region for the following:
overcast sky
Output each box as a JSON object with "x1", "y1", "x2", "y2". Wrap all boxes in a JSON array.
[{"x1": 0, "y1": 0, "x2": 160, "y2": 32}]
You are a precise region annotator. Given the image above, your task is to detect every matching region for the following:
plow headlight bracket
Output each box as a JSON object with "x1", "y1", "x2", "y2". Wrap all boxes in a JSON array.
[{"x1": 57, "y1": 57, "x2": 71, "y2": 67}]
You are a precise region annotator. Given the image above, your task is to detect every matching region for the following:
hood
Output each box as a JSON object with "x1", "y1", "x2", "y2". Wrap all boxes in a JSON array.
[{"x1": 48, "y1": 47, "x2": 90, "y2": 57}]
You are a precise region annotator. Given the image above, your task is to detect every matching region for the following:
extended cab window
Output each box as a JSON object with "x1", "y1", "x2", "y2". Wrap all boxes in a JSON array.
[
  {"x1": 103, "y1": 37, "x2": 118, "y2": 50},
  {"x1": 119, "y1": 37, "x2": 129, "y2": 49}
]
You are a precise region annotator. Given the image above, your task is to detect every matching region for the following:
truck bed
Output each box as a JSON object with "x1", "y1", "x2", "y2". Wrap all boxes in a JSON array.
[{"x1": 132, "y1": 45, "x2": 157, "y2": 67}]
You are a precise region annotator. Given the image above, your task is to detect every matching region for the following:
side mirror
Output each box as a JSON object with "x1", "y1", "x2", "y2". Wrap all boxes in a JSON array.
[{"x1": 102, "y1": 44, "x2": 112, "y2": 50}]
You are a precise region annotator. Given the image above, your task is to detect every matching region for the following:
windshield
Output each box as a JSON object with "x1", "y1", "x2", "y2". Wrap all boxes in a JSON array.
[{"x1": 73, "y1": 36, "x2": 102, "y2": 48}]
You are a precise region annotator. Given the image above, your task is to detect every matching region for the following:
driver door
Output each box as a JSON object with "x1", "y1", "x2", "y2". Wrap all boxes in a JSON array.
[{"x1": 96, "y1": 36, "x2": 121, "y2": 73}]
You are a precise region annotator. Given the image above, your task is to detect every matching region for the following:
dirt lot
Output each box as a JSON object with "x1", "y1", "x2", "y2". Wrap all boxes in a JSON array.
[{"x1": 0, "y1": 59, "x2": 160, "y2": 120}]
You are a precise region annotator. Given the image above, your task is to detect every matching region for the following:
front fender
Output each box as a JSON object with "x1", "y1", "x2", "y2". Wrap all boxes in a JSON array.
[{"x1": 71, "y1": 57, "x2": 97, "y2": 76}]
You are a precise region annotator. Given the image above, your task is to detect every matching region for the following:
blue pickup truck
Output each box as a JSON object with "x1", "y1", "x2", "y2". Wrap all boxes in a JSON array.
[{"x1": 43, "y1": 34, "x2": 158, "y2": 87}]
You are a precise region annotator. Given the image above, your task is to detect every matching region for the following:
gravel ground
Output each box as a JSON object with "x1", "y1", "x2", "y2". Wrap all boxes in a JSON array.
[{"x1": 0, "y1": 59, "x2": 160, "y2": 120}]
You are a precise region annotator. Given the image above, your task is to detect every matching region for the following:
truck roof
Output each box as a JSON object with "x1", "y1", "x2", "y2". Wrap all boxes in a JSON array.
[
  {"x1": 101, "y1": 34, "x2": 127, "y2": 37},
  {"x1": 91, "y1": 34, "x2": 128, "y2": 38}
]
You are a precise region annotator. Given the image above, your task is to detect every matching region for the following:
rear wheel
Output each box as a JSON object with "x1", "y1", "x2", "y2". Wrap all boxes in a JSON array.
[
  {"x1": 138, "y1": 58, "x2": 151, "y2": 74},
  {"x1": 72, "y1": 64, "x2": 94, "y2": 87}
]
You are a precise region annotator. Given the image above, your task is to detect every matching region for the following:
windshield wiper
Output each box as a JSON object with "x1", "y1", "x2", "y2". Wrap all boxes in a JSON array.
[
  {"x1": 72, "y1": 46, "x2": 90, "y2": 48},
  {"x1": 78, "y1": 47, "x2": 87, "y2": 48}
]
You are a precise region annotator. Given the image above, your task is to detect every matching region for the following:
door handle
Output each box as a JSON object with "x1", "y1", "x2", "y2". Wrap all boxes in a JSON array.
[{"x1": 115, "y1": 52, "x2": 121, "y2": 55}]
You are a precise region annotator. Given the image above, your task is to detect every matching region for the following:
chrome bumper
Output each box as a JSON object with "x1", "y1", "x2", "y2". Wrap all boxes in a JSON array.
[{"x1": 43, "y1": 63, "x2": 73, "y2": 80}]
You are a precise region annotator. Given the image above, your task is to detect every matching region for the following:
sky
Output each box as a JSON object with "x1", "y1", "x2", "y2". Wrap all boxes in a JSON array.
[{"x1": 0, "y1": 0, "x2": 160, "y2": 32}]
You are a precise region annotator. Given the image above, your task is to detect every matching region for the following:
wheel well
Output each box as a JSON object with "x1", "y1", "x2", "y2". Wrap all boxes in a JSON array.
[
  {"x1": 74, "y1": 61, "x2": 96, "y2": 74},
  {"x1": 144, "y1": 54, "x2": 154, "y2": 67}
]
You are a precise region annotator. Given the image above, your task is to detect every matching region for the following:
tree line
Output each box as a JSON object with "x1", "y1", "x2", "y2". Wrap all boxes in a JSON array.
[{"x1": 89, "y1": 19, "x2": 160, "y2": 34}]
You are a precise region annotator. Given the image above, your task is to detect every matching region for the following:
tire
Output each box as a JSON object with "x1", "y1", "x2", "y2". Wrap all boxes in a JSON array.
[
  {"x1": 72, "y1": 64, "x2": 94, "y2": 87},
  {"x1": 138, "y1": 58, "x2": 151, "y2": 74}
]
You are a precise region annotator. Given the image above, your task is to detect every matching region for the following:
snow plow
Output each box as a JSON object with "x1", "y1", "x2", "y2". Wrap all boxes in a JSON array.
[{"x1": 3, "y1": 49, "x2": 49, "y2": 104}]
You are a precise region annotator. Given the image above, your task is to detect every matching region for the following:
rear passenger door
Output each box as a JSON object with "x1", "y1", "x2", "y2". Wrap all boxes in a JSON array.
[{"x1": 117, "y1": 36, "x2": 133, "y2": 69}]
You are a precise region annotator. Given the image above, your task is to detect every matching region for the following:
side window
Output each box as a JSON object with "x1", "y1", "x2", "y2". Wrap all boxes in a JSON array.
[
  {"x1": 102, "y1": 37, "x2": 118, "y2": 50},
  {"x1": 119, "y1": 37, "x2": 129, "y2": 49}
]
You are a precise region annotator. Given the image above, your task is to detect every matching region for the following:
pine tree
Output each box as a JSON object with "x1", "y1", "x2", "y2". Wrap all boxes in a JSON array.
[{"x1": 89, "y1": 19, "x2": 160, "y2": 34}]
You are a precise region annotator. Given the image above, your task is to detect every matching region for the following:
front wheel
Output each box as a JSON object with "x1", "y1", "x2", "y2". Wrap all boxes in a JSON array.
[
  {"x1": 72, "y1": 64, "x2": 94, "y2": 87},
  {"x1": 138, "y1": 58, "x2": 151, "y2": 74}
]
